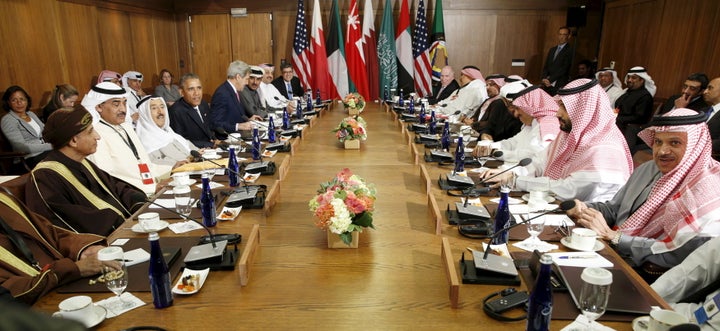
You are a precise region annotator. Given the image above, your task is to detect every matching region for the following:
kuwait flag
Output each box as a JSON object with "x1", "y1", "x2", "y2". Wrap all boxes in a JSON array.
[{"x1": 326, "y1": 0, "x2": 349, "y2": 98}]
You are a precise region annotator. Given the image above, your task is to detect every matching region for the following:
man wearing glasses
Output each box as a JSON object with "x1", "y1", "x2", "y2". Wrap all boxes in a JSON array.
[{"x1": 271, "y1": 63, "x2": 304, "y2": 100}]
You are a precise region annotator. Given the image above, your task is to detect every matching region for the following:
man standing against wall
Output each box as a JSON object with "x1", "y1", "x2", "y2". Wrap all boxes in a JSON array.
[{"x1": 541, "y1": 27, "x2": 573, "y2": 91}]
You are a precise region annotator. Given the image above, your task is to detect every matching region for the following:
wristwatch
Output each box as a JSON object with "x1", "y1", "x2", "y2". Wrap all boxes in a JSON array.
[{"x1": 611, "y1": 232, "x2": 622, "y2": 246}]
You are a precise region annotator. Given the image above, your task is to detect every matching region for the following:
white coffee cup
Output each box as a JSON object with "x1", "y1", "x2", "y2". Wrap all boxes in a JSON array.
[
  {"x1": 172, "y1": 172, "x2": 190, "y2": 185},
  {"x1": 649, "y1": 309, "x2": 689, "y2": 331},
  {"x1": 52, "y1": 295, "x2": 94, "y2": 326},
  {"x1": 570, "y1": 228, "x2": 598, "y2": 251},
  {"x1": 138, "y1": 212, "x2": 160, "y2": 231}
]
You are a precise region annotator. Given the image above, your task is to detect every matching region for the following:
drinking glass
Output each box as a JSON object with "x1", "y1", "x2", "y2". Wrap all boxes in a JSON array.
[
  {"x1": 97, "y1": 247, "x2": 131, "y2": 313},
  {"x1": 525, "y1": 213, "x2": 545, "y2": 249},
  {"x1": 579, "y1": 267, "x2": 613, "y2": 330}
]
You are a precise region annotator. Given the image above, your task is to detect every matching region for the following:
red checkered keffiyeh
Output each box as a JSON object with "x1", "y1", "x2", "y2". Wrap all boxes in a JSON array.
[
  {"x1": 544, "y1": 79, "x2": 633, "y2": 182},
  {"x1": 512, "y1": 88, "x2": 560, "y2": 141},
  {"x1": 623, "y1": 108, "x2": 720, "y2": 253}
]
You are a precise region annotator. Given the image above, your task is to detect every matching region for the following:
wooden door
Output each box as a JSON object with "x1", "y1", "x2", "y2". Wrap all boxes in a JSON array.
[
  {"x1": 188, "y1": 13, "x2": 272, "y2": 101},
  {"x1": 231, "y1": 13, "x2": 273, "y2": 67}
]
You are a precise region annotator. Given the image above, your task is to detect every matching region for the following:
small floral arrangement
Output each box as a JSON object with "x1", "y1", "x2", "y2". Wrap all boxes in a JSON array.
[
  {"x1": 342, "y1": 92, "x2": 366, "y2": 110},
  {"x1": 332, "y1": 116, "x2": 367, "y2": 142},
  {"x1": 308, "y1": 168, "x2": 377, "y2": 245}
]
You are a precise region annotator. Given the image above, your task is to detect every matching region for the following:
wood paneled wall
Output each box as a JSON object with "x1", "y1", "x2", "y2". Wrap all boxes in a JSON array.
[
  {"x1": 599, "y1": 0, "x2": 720, "y2": 99},
  {"x1": 0, "y1": 0, "x2": 179, "y2": 111}
]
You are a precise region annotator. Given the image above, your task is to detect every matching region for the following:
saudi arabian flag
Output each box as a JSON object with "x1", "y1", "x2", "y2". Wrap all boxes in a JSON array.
[
  {"x1": 377, "y1": 0, "x2": 397, "y2": 95},
  {"x1": 429, "y1": 0, "x2": 448, "y2": 84}
]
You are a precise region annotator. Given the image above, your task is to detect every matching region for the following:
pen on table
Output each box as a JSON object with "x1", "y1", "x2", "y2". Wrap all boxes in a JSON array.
[{"x1": 557, "y1": 255, "x2": 596, "y2": 259}]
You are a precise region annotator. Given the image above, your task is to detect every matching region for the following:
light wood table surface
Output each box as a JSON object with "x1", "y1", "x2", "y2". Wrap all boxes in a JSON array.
[{"x1": 31, "y1": 103, "x2": 647, "y2": 330}]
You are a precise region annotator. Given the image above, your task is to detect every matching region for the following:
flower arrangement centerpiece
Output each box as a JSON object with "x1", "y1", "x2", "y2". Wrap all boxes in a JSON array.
[
  {"x1": 308, "y1": 168, "x2": 377, "y2": 246},
  {"x1": 342, "y1": 92, "x2": 365, "y2": 115},
  {"x1": 332, "y1": 116, "x2": 367, "y2": 143}
]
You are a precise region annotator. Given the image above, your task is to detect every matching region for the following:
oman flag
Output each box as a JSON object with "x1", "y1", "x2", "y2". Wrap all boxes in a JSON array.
[{"x1": 345, "y1": 0, "x2": 370, "y2": 99}]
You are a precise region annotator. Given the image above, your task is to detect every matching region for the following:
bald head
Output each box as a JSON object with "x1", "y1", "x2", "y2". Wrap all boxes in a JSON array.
[
  {"x1": 440, "y1": 66, "x2": 455, "y2": 87},
  {"x1": 703, "y1": 77, "x2": 720, "y2": 106}
]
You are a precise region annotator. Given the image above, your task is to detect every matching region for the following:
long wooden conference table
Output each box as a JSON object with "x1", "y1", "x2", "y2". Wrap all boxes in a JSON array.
[{"x1": 31, "y1": 102, "x2": 662, "y2": 330}]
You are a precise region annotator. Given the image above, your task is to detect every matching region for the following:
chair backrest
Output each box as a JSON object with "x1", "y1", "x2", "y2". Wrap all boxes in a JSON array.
[{"x1": 0, "y1": 173, "x2": 30, "y2": 204}]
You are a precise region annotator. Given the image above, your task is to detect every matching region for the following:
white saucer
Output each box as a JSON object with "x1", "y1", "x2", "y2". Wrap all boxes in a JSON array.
[
  {"x1": 521, "y1": 194, "x2": 555, "y2": 203},
  {"x1": 131, "y1": 220, "x2": 169, "y2": 233},
  {"x1": 560, "y1": 236, "x2": 604, "y2": 252},
  {"x1": 202, "y1": 155, "x2": 221, "y2": 160},
  {"x1": 632, "y1": 315, "x2": 650, "y2": 331},
  {"x1": 169, "y1": 179, "x2": 196, "y2": 187}
]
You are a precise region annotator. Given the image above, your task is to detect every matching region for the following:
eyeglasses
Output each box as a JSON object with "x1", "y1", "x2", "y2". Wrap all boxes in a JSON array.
[{"x1": 10, "y1": 98, "x2": 27, "y2": 103}]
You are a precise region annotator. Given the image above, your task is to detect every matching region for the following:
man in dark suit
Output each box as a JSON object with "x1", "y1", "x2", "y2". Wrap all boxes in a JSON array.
[
  {"x1": 428, "y1": 66, "x2": 460, "y2": 105},
  {"x1": 658, "y1": 73, "x2": 709, "y2": 115},
  {"x1": 541, "y1": 26, "x2": 574, "y2": 91},
  {"x1": 169, "y1": 73, "x2": 218, "y2": 148},
  {"x1": 210, "y1": 60, "x2": 262, "y2": 134},
  {"x1": 271, "y1": 63, "x2": 304, "y2": 100},
  {"x1": 704, "y1": 77, "x2": 720, "y2": 159}
]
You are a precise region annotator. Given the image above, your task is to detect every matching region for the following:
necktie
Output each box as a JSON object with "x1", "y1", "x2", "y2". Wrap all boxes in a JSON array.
[
  {"x1": 553, "y1": 45, "x2": 563, "y2": 61},
  {"x1": 194, "y1": 106, "x2": 203, "y2": 123},
  {"x1": 286, "y1": 82, "x2": 293, "y2": 98}
]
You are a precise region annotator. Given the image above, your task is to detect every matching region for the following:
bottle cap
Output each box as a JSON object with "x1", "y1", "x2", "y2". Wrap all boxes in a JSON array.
[
  {"x1": 500, "y1": 186, "x2": 511, "y2": 193},
  {"x1": 148, "y1": 232, "x2": 160, "y2": 241},
  {"x1": 97, "y1": 246, "x2": 124, "y2": 261},
  {"x1": 581, "y1": 267, "x2": 613, "y2": 285}
]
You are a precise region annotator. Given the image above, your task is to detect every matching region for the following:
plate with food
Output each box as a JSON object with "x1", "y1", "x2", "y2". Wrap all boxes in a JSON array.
[
  {"x1": 261, "y1": 149, "x2": 277, "y2": 158},
  {"x1": 173, "y1": 268, "x2": 209, "y2": 295},
  {"x1": 243, "y1": 173, "x2": 260, "y2": 183},
  {"x1": 217, "y1": 206, "x2": 241, "y2": 221}
]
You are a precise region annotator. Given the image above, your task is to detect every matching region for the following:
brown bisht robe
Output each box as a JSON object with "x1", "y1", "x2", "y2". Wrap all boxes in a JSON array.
[
  {"x1": 25, "y1": 150, "x2": 146, "y2": 236},
  {"x1": 0, "y1": 191, "x2": 104, "y2": 304}
]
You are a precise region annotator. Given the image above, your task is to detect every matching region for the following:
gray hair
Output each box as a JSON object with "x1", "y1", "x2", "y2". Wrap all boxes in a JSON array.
[{"x1": 227, "y1": 60, "x2": 250, "y2": 79}]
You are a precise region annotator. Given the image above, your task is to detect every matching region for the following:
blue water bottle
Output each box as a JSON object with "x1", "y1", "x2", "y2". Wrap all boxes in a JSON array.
[
  {"x1": 295, "y1": 97, "x2": 303, "y2": 120},
  {"x1": 306, "y1": 90, "x2": 313, "y2": 111},
  {"x1": 491, "y1": 186, "x2": 511, "y2": 245},
  {"x1": 419, "y1": 104, "x2": 426, "y2": 124},
  {"x1": 199, "y1": 173, "x2": 217, "y2": 227},
  {"x1": 282, "y1": 108, "x2": 290, "y2": 130},
  {"x1": 252, "y1": 126, "x2": 261, "y2": 161},
  {"x1": 148, "y1": 232, "x2": 173, "y2": 309},
  {"x1": 407, "y1": 98, "x2": 415, "y2": 114},
  {"x1": 227, "y1": 147, "x2": 239, "y2": 187},
  {"x1": 441, "y1": 122, "x2": 450, "y2": 151},
  {"x1": 429, "y1": 110, "x2": 437, "y2": 134},
  {"x1": 383, "y1": 85, "x2": 389, "y2": 102},
  {"x1": 526, "y1": 254, "x2": 554, "y2": 331},
  {"x1": 454, "y1": 136, "x2": 465, "y2": 173},
  {"x1": 316, "y1": 89, "x2": 322, "y2": 105},
  {"x1": 398, "y1": 89, "x2": 404, "y2": 107},
  {"x1": 267, "y1": 116, "x2": 276, "y2": 143}
]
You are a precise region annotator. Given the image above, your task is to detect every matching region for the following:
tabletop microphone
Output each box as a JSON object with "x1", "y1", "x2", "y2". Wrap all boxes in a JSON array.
[
  {"x1": 491, "y1": 150, "x2": 504, "y2": 158},
  {"x1": 190, "y1": 150, "x2": 253, "y2": 195},
  {"x1": 481, "y1": 200, "x2": 575, "y2": 261},
  {"x1": 480, "y1": 158, "x2": 532, "y2": 184},
  {"x1": 137, "y1": 198, "x2": 239, "y2": 269}
]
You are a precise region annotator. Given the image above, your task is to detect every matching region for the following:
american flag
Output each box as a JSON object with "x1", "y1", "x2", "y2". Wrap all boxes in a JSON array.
[
  {"x1": 413, "y1": 0, "x2": 432, "y2": 97},
  {"x1": 292, "y1": 0, "x2": 312, "y2": 89}
]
